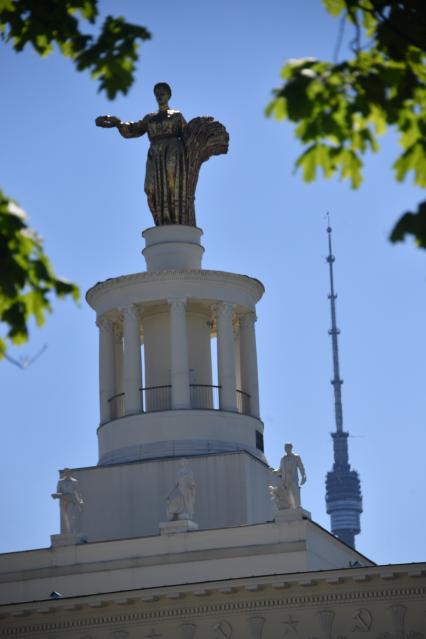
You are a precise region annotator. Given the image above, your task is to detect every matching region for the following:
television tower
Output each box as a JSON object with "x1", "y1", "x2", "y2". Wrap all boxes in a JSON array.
[{"x1": 325, "y1": 221, "x2": 362, "y2": 548}]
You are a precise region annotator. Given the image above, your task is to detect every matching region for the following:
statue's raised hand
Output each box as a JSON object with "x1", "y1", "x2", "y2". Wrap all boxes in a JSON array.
[{"x1": 95, "y1": 115, "x2": 121, "y2": 128}]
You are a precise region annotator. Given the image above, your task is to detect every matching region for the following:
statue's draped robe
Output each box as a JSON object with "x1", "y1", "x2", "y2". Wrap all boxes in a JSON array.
[
  {"x1": 118, "y1": 110, "x2": 228, "y2": 227},
  {"x1": 167, "y1": 467, "x2": 196, "y2": 520},
  {"x1": 56, "y1": 477, "x2": 83, "y2": 533},
  {"x1": 119, "y1": 110, "x2": 188, "y2": 225}
]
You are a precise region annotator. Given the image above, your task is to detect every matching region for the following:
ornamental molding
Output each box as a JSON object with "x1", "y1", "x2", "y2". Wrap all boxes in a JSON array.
[
  {"x1": 239, "y1": 311, "x2": 257, "y2": 327},
  {"x1": 121, "y1": 304, "x2": 141, "y2": 321},
  {"x1": 86, "y1": 270, "x2": 265, "y2": 307},
  {"x1": 168, "y1": 298, "x2": 188, "y2": 310},
  {"x1": 2, "y1": 584, "x2": 425, "y2": 636},
  {"x1": 215, "y1": 302, "x2": 235, "y2": 318},
  {"x1": 96, "y1": 316, "x2": 114, "y2": 332}
]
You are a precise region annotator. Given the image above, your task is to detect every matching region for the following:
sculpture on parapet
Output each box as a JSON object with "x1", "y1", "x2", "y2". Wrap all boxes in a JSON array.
[
  {"x1": 270, "y1": 443, "x2": 307, "y2": 511},
  {"x1": 96, "y1": 82, "x2": 229, "y2": 227},
  {"x1": 51, "y1": 468, "x2": 84, "y2": 534},
  {"x1": 166, "y1": 459, "x2": 196, "y2": 521}
]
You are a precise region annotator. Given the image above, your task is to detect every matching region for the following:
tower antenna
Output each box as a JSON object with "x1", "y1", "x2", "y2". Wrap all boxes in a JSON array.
[{"x1": 324, "y1": 218, "x2": 362, "y2": 548}]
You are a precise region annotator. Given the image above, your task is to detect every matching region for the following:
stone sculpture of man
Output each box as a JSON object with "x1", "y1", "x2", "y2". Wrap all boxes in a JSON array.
[
  {"x1": 166, "y1": 460, "x2": 196, "y2": 521},
  {"x1": 271, "y1": 443, "x2": 307, "y2": 510},
  {"x1": 51, "y1": 468, "x2": 84, "y2": 534}
]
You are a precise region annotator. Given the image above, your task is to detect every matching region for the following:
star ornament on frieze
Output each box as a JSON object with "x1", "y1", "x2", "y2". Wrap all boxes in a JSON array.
[{"x1": 282, "y1": 614, "x2": 300, "y2": 635}]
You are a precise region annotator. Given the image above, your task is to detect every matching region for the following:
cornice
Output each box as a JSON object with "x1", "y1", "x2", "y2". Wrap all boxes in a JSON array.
[
  {"x1": 86, "y1": 270, "x2": 265, "y2": 308},
  {"x1": 1, "y1": 567, "x2": 425, "y2": 636},
  {"x1": 1, "y1": 582, "x2": 425, "y2": 636}
]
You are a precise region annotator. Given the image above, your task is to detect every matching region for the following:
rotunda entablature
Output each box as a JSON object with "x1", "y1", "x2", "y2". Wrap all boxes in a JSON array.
[{"x1": 86, "y1": 269, "x2": 264, "y2": 317}]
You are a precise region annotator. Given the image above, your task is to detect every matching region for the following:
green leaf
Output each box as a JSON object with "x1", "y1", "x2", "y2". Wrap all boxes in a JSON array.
[
  {"x1": 295, "y1": 144, "x2": 319, "y2": 182},
  {"x1": 390, "y1": 200, "x2": 426, "y2": 248},
  {"x1": 369, "y1": 105, "x2": 387, "y2": 135},
  {"x1": 0, "y1": 0, "x2": 14, "y2": 12},
  {"x1": 0, "y1": 1, "x2": 151, "y2": 99},
  {"x1": 267, "y1": 1, "x2": 426, "y2": 253},
  {"x1": 322, "y1": 0, "x2": 346, "y2": 17},
  {"x1": 393, "y1": 141, "x2": 426, "y2": 186},
  {"x1": 265, "y1": 96, "x2": 287, "y2": 120},
  {"x1": 339, "y1": 148, "x2": 363, "y2": 188},
  {"x1": 0, "y1": 190, "x2": 80, "y2": 357}
]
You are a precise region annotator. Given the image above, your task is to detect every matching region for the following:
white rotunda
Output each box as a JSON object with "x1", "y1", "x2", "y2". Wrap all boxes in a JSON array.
[
  {"x1": 75, "y1": 224, "x2": 273, "y2": 541},
  {"x1": 88, "y1": 225, "x2": 264, "y2": 467}
]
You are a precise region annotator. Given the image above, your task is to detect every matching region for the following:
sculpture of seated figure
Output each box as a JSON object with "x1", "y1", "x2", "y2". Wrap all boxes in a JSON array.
[{"x1": 270, "y1": 443, "x2": 307, "y2": 511}]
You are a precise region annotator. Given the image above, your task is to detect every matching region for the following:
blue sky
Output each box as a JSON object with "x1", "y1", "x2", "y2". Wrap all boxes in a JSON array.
[{"x1": 1, "y1": 0, "x2": 425, "y2": 564}]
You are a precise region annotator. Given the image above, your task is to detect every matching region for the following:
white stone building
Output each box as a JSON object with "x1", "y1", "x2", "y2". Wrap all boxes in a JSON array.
[{"x1": 0, "y1": 225, "x2": 424, "y2": 638}]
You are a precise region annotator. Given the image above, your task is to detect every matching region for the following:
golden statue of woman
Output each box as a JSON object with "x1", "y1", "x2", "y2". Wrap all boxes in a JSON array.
[{"x1": 96, "y1": 83, "x2": 228, "y2": 227}]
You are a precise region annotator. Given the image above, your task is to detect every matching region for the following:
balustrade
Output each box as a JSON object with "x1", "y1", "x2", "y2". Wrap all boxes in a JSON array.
[{"x1": 105, "y1": 385, "x2": 251, "y2": 422}]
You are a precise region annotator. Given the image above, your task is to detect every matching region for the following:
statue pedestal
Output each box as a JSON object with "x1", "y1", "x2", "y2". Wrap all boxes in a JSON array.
[
  {"x1": 159, "y1": 520, "x2": 199, "y2": 536},
  {"x1": 142, "y1": 225, "x2": 204, "y2": 272},
  {"x1": 274, "y1": 507, "x2": 311, "y2": 523},
  {"x1": 50, "y1": 533, "x2": 87, "y2": 548}
]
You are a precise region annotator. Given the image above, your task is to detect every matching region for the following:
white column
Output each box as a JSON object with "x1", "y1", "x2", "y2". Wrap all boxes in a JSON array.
[
  {"x1": 234, "y1": 322, "x2": 242, "y2": 392},
  {"x1": 216, "y1": 302, "x2": 237, "y2": 412},
  {"x1": 114, "y1": 325, "x2": 123, "y2": 396},
  {"x1": 169, "y1": 299, "x2": 190, "y2": 409},
  {"x1": 239, "y1": 311, "x2": 260, "y2": 418},
  {"x1": 122, "y1": 305, "x2": 142, "y2": 415},
  {"x1": 113, "y1": 325, "x2": 124, "y2": 418},
  {"x1": 97, "y1": 316, "x2": 115, "y2": 424}
]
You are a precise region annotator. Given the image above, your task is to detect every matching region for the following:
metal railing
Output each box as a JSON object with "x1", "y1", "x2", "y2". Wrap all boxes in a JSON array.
[
  {"x1": 190, "y1": 384, "x2": 220, "y2": 410},
  {"x1": 236, "y1": 389, "x2": 251, "y2": 415},
  {"x1": 107, "y1": 385, "x2": 252, "y2": 421},
  {"x1": 108, "y1": 392, "x2": 125, "y2": 420},
  {"x1": 141, "y1": 385, "x2": 172, "y2": 412}
]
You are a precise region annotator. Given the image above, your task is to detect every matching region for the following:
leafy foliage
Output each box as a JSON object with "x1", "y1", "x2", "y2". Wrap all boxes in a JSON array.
[
  {"x1": 390, "y1": 200, "x2": 426, "y2": 248},
  {"x1": 0, "y1": 0, "x2": 151, "y2": 98},
  {"x1": 266, "y1": 0, "x2": 426, "y2": 248},
  {"x1": 0, "y1": 1, "x2": 150, "y2": 358},
  {"x1": 0, "y1": 191, "x2": 79, "y2": 358}
]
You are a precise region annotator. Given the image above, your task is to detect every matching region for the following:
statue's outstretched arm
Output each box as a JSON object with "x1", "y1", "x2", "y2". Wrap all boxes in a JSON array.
[{"x1": 95, "y1": 115, "x2": 148, "y2": 139}]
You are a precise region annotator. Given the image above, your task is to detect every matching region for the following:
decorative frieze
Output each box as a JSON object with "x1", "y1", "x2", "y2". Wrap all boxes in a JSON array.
[
  {"x1": 212, "y1": 620, "x2": 232, "y2": 638},
  {"x1": 2, "y1": 583, "x2": 425, "y2": 637}
]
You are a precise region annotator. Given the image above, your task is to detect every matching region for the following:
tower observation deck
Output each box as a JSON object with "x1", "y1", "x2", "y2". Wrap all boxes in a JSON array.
[{"x1": 325, "y1": 223, "x2": 362, "y2": 549}]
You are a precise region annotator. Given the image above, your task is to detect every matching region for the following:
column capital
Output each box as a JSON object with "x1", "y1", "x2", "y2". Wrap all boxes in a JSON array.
[
  {"x1": 239, "y1": 310, "x2": 257, "y2": 327},
  {"x1": 168, "y1": 298, "x2": 187, "y2": 311},
  {"x1": 121, "y1": 304, "x2": 141, "y2": 321},
  {"x1": 215, "y1": 301, "x2": 235, "y2": 319},
  {"x1": 96, "y1": 316, "x2": 114, "y2": 333}
]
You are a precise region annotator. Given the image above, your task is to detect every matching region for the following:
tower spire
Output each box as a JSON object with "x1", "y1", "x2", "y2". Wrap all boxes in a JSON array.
[
  {"x1": 324, "y1": 218, "x2": 363, "y2": 548},
  {"x1": 326, "y1": 216, "x2": 344, "y2": 435}
]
